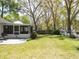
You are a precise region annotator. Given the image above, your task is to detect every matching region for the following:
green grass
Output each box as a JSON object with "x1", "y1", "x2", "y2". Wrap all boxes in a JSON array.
[{"x1": 0, "y1": 35, "x2": 79, "y2": 59}]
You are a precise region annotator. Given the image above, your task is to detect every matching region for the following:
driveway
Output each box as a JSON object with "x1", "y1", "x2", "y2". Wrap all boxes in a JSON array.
[{"x1": 0, "y1": 39, "x2": 26, "y2": 44}]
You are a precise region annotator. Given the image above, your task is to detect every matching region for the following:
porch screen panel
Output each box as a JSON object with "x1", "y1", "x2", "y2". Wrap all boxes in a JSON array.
[
  {"x1": 20, "y1": 26, "x2": 28, "y2": 34},
  {"x1": 14, "y1": 26, "x2": 19, "y2": 31},
  {"x1": 14, "y1": 26, "x2": 19, "y2": 35},
  {"x1": 3, "y1": 25, "x2": 13, "y2": 34}
]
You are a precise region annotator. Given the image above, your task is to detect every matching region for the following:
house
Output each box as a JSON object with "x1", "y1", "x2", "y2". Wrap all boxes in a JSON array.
[{"x1": 0, "y1": 17, "x2": 31, "y2": 39}]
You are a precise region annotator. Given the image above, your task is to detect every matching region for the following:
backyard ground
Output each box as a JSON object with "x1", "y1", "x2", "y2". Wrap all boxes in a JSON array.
[{"x1": 0, "y1": 35, "x2": 79, "y2": 59}]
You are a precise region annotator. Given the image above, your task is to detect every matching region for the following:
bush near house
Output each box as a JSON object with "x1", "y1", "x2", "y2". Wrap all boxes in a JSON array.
[
  {"x1": 30, "y1": 31, "x2": 37, "y2": 39},
  {"x1": 37, "y1": 30, "x2": 53, "y2": 34},
  {"x1": 52, "y1": 30, "x2": 61, "y2": 35},
  {"x1": 37, "y1": 30, "x2": 60, "y2": 35}
]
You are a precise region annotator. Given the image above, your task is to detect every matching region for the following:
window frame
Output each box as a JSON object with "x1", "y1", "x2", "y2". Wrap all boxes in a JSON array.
[
  {"x1": 20, "y1": 26, "x2": 29, "y2": 34},
  {"x1": 3, "y1": 25, "x2": 13, "y2": 34}
]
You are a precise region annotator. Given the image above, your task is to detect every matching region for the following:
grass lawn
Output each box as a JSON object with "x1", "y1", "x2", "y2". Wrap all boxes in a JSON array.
[{"x1": 0, "y1": 35, "x2": 79, "y2": 59}]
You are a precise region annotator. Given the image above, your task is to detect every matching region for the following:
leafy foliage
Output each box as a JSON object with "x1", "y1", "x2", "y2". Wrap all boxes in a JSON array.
[
  {"x1": 21, "y1": 16, "x2": 30, "y2": 24},
  {"x1": 53, "y1": 30, "x2": 60, "y2": 35},
  {"x1": 30, "y1": 31, "x2": 37, "y2": 39},
  {"x1": 4, "y1": 11, "x2": 19, "y2": 21}
]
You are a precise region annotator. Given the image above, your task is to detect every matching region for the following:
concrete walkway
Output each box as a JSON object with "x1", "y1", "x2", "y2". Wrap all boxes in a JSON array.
[{"x1": 0, "y1": 39, "x2": 26, "y2": 44}]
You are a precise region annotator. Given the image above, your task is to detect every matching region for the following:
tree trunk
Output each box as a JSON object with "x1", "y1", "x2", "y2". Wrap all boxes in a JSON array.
[
  {"x1": 32, "y1": 15, "x2": 37, "y2": 32},
  {"x1": 53, "y1": 17, "x2": 56, "y2": 31},
  {"x1": 67, "y1": 9, "x2": 72, "y2": 36},
  {"x1": 67, "y1": 17, "x2": 72, "y2": 36},
  {"x1": 46, "y1": 23, "x2": 50, "y2": 33},
  {"x1": 1, "y1": 1, "x2": 4, "y2": 18},
  {"x1": 34, "y1": 21, "x2": 37, "y2": 32},
  {"x1": 53, "y1": 20, "x2": 56, "y2": 31},
  {"x1": 51, "y1": 11, "x2": 56, "y2": 31}
]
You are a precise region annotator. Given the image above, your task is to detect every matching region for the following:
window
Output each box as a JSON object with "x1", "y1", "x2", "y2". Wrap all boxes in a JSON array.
[
  {"x1": 20, "y1": 26, "x2": 28, "y2": 34},
  {"x1": 3, "y1": 25, "x2": 13, "y2": 34}
]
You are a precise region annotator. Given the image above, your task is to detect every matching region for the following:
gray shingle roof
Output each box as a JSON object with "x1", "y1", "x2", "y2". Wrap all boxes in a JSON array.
[
  {"x1": 0, "y1": 17, "x2": 31, "y2": 26},
  {"x1": 0, "y1": 17, "x2": 11, "y2": 24}
]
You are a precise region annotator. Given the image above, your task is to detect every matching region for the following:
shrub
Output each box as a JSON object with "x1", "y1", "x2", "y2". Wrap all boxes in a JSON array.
[
  {"x1": 37, "y1": 30, "x2": 53, "y2": 34},
  {"x1": 30, "y1": 31, "x2": 37, "y2": 39},
  {"x1": 59, "y1": 35, "x2": 65, "y2": 40},
  {"x1": 70, "y1": 34, "x2": 76, "y2": 38},
  {"x1": 53, "y1": 30, "x2": 60, "y2": 35}
]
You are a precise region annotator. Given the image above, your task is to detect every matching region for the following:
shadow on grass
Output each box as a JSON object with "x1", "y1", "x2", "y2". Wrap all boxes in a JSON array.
[
  {"x1": 74, "y1": 46, "x2": 79, "y2": 51},
  {"x1": 27, "y1": 34, "x2": 50, "y2": 41},
  {"x1": 37, "y1": 34, "x2": 50, "y2": 38},
  {"x1": 76, "y1": 47, "x2": 79, "y2": 51},
  {"x1": 59, "y1": 36, "x2": 65, "y2": 40},
  {"x1": 48, "y1": 35, "x2": 65, "y2": 40},
  {"x1": 28, "y1": 34, "x2": 78, "y2": 41},
  {"x1": 36, "y1": 34, "x2": 66, "y2": 40}
]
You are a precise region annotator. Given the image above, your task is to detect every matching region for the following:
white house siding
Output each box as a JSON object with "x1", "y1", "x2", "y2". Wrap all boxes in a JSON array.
[
  {"x1": 4, "y1": 34, "x2": 30, "y2": 39},
  {"x1": 0, "y1": 24, "x2": 3, "y2": 37}
]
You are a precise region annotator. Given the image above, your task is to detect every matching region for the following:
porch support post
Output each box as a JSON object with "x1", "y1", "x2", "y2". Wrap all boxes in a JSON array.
[
  {"x1": 19, "y1": 25, "x2": 20, "y2": 34},
  {"x1": 13, "y1": 25, "x2": 14, "y2": 34},
  {"x1": 28, "y1": 26, "x2": 30, "y2": 33}
]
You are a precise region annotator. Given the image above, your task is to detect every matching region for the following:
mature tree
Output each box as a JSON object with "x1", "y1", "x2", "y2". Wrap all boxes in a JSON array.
[
  {"x1": 64, "y1": 0, "x2": 79, "y2": 36},
  {"x1": 0, "y1": 0, "x2": 6, "y2": 18},
  {"x1": 43, "y1": 8, "x2": 52, "y2": 31},
  {"x1": 42, "y1": 0, "x2": 61, "y2": 31},
  {"x1": 0, "y1": 0, "x2": 20, "y2": 18},
  {"x1": 19, "y1": 0, "x2": 44, "y2": 31}
]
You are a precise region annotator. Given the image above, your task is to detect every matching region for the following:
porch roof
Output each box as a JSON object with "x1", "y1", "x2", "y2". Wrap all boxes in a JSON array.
[
  {"x1": 0, "y1": 17, "x2": 11, "y2": 24},
  {"x1": 0, "y1": 18, "x2": 31, "y2": 26},
  {"x1": 4, "y1": 23, "x2": 31, "y2": 26}
]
